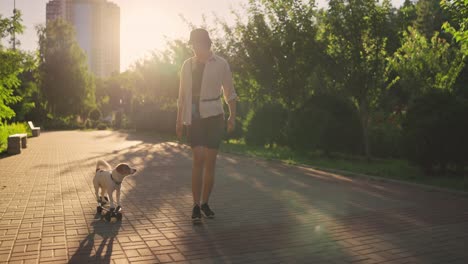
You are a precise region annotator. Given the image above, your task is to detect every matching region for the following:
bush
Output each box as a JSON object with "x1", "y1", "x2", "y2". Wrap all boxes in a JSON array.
[
  {"x1": 369, "y1": 113, "x2": 403, "y2": 158},
  {"x1": 287, "y1": 93, "x2": 362, "y2": 155},
  {"x1": 403, "y1": 90, "x2": 468, "y2": 174},
  {"x1": 84, "y1": 119, "x2": 92, "y2": 129},
  {"x1": 43, "y1": 116, "x2": 80, "y2": 130},
  {"x1": 114, "y1": 111, "x2": 123, "y2": 129},
  {"x1": 243, "y1": 103, "x2": 288, "y2": 146},
  {"x1": 0, "y1": 122, "x2": 30, "y2": 153},
  {"x1": 133, "y1": 102, "x2": 176, "y2": 134},
  {"x1": 88, "y1": 108, "x2": 102, "y2": 122},
  {"x1": 97, "y1": 123, "x2": 107, "y2": 130},
  {"x1": 223, "y1": 116, "x2": 243, "y2": 142},
  {"x1": 222, "y1": 101, "x2": 248, "y2": 141}
]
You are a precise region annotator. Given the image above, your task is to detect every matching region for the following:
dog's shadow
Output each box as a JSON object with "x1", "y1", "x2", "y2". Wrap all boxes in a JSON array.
[{"x1": 68, "y1": 217, "x2": 122, "y2": 264}]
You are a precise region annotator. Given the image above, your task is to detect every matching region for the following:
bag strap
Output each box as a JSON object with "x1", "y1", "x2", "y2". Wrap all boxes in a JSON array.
[
  {"x1": 191, "y1": 57, "x2": 222, "y2": 102},
  {"x1": 201, "y1": 94, "x2": 222, "y2": 102}
]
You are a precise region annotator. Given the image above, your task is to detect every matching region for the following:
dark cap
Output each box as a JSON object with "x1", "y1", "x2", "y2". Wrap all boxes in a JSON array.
[{"x1": 189, "y1": 28, "x2": 212, "y2": 44}]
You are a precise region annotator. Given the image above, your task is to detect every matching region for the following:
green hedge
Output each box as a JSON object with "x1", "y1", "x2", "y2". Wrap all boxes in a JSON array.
[
  {"x1": 244, "y1": 103, "x2": 288, "y2": 147},
  {"x1": 133, "y1": 102, "x2": 176, "y2": 134},
  {"x1": 43, "y1": 116, "x2": 83, "y2": 130},
  {"x1": 403, "y1": 89, "x2": 468, "y2": 175},
  {"x1": 0, "y1": 122, "x2": 31, "y2": 153},
  {"x1": 287, "y1": 94, "x2": 362, "y2": 155}
]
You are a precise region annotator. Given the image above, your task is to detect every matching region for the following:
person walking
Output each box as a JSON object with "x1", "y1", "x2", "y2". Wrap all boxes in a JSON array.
[{"x1": 176, "y1": 28, "x2": 237, "y2": 221}]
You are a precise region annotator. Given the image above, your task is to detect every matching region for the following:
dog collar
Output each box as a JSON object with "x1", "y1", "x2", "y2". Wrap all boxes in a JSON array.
[{"x1": 110, "y1": 173, "x2": 122, "y2": 186}]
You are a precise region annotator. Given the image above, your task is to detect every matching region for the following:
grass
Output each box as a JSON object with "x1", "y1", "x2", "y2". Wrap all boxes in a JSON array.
[
  {"x1": 97, "y1": 130, "x2": 468, "y2": 193},
  {"x1": 219, "y1": 139, "x2": 468, "y2": 193},
  {"x1": 0, "y1": 122, "x2": 32, "y2": 153}
]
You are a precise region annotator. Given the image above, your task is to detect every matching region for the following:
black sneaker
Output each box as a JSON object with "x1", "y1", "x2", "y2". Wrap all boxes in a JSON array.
[
  {"x1": 192, "y1": 205, "x2": 201, "y2": 221},
  {"x1": 200, "y1": 203, "x2": 215, "y2": 218}
]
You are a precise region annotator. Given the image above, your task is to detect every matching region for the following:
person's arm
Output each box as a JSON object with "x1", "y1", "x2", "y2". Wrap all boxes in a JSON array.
[
  {"x1": 176, "y1": 62, "x2": 186, "y2": 138},
  {"x1": 226, "y1": 99, "x2": 237, "y2": 132},
  {"x1": 222, "y1": 61, "x2": 237, "y2": 132}
]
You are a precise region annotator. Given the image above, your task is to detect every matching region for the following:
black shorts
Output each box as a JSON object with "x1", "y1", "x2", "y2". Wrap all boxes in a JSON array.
[{"x1": 187, "y1": 114, "x2": 225, "y2": 149}]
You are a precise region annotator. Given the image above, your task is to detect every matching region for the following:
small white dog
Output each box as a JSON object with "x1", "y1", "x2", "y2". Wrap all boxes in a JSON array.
[{"x1": 93, "y1": 160, "x2": 137, "y2": 210}]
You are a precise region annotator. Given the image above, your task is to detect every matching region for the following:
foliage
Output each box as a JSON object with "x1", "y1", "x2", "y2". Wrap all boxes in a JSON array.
[
  {"x1": 131, "y1": 53, "x2": 179, "y2": 106},
  {"x1": 369, "y1": 114, "x2": 403, "y2": 158},
  {"x1": 396, "y1": 0, "x2": 417, "y2": 34},
  {"x1": 0, "y1": 122, "x2": 29, "y2": 153},
  {"x1": 388, "y1": 27, "x2": 464, "y2": 101},
  {"x1": 0, "y1": 50, "x2": 24, "y2": 121},
  {"x1": 43, "y1": 116, "x2": 82, "y2": 130},
  {"x1": 243, "y1": 103, "x2": 288, "y2": 146},
  {"x1": 114, "y1": 111, "x2": 123, "y2": 129},
  {"x1": 220, "y1": 0, "x2": 321, "y2": 108},
  {"x1": 36, "y1": 19, "x2": 95, "y2": 118},
  {"x1": 9, "y1": 68, "x2": 43, "y2": 122},
  {"x1": 221, "y1": 139, "x2": 467, "y2": 192},
  {"x1": 95, "y1": 72, "x2": 134, "y2": 118},
  {"x1": 88, "y1": 108, "x2": 102, "y2": 122},
  {"x1": 97, "y1": 123, "x2": 107, "y2": 130},
  {"x1": 441, "y1": 0, "x2": 468, "y2": 56},
  {"x1": 403, "y1": 89, "x2": 468, "y2": 174},
  {"x1": 0, "y1": 11, "x2": 35, "y2": 122},
  {"x1": 2, "y1": 0, "x2": 464, "y2": 179},
  {"x1": 133, "y1": 101, "x2": 177, "y2": 134},
  {"x1": 415, "y1": 0, "x2": 451, "y2": 39},
  {"x1": 0, "y1": 9, "x2": 24, "y2": 48},
  {"x1": 94, "y1": 46, "x2": 182, "y2": 132},
  {"x1": 288, "y1": 93, "x2": 362, "y2": 155},
  {"x1": 320, "y1": 0, "x2": 392, "y2": 158}
]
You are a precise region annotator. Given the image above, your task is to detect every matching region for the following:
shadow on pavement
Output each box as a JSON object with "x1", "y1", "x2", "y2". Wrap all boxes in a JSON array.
[
  {"x1": 59, "y1": 130, "x2": 468, "y2": 263},
  {"x1": 69, "y1": 219, "x2": 122, "y2": 264}
]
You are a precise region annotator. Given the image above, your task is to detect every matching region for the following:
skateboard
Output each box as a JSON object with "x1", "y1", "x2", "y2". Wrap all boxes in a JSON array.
[{"x1": 96, "y1": 198, "x2": 123, "y2": 222}]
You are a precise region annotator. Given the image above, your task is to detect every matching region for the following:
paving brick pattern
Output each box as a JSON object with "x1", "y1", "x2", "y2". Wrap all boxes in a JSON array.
[{"x1": 0, "y1": 130, "x2": 467, "y2": 264}]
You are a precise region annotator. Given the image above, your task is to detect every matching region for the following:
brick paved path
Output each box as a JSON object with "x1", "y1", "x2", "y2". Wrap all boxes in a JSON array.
[{"x1": 0, "y1": 131, "x2": 467, "y2": 264}]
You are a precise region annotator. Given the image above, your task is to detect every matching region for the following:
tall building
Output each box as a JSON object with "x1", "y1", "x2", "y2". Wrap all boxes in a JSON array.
[
  {"x1": 46, "y1": 0, "x2": 120, "y2": 78},
  {"x1": 46, "y1": 0, "x2": 72, "y2": 22}
]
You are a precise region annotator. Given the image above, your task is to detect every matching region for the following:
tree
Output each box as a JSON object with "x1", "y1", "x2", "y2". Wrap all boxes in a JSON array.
[
  {"x1": 131, "y1": 52, "x2": 179, "y2": 106},
  {"x1": 321, "y1": 0, "x2": 392, "y2": 159},
  {"x1": 0, "y1": 50, "x2": 23, "y2": 121},
  {"x1": 10, "y1": 67, "x2": 43, "y2": 122},
  {"x1": 403, "y1": 89, "x2": 468, "y2": 174},
  {"x1": 220, "y1": 0, "x2": 321, "y2": 108},
  {"x1": 0, "y1": 8, "x2": 23, "y2": 49},
  {"x1": 388, "y1": 27, "x2": 464, "y2": 101},
  {"x1": 441, "y1": 0, "x2": 468, "y2": 56},
  {"x1": 415, "y1": 0, "x2": 450, "y2": 39},
  {"x1": 36, "y1": 19, "x2": 95, "y2": 118},
  {"x1": 396, "y1": 0, "x2": 417, "y2": 34},
  {"x1": 0, "y1": 11, "x2": 33, "y2": 122}
]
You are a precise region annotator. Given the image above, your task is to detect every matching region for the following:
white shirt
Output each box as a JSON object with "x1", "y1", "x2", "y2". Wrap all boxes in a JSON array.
[{"x1": 177, "y1": 53, "x2": 237, "y2": 125}]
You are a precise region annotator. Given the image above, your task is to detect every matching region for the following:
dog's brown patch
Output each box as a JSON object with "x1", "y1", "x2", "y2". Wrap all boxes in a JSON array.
[{"x1": 116, "y1": 163, "x2": 131, "y2": 175}]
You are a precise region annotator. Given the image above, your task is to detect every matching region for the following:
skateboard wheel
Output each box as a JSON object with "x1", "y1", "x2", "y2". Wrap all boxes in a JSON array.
[{"x1": 116, "y1": 213, "x2": 122, "y2": 221}]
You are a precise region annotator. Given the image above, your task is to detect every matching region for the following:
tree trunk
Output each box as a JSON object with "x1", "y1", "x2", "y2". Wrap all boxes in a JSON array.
[{"x1": 359, "y1": 103, "x2": 371, "y2": 161}]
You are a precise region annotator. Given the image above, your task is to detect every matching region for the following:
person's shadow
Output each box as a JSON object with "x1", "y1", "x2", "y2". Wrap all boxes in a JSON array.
[{"x1": 68, "y1": 213, "x2": 122, "y2": 264}]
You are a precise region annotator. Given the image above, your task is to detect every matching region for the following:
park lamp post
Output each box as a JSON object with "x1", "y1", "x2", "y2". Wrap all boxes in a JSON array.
[{"x1": 12, "y1": 0, "x2": 16, "y2": 50}]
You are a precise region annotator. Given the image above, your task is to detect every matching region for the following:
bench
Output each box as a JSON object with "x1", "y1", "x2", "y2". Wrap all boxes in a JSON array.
[
  {"x1": 28, "y1": 121, "x2": 41, "y2": 137},
  {"x1": 7, "y1": 133, "x2": 27, "y2": 155}
]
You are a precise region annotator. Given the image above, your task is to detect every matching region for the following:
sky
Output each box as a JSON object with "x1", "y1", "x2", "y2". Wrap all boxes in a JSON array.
[{"x1": 0, "y1": 0, "x2": 405, "y2": 72}]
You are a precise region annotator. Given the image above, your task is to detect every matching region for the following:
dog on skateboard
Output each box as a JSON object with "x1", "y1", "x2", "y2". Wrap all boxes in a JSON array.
[{"x1": 93, "y1": 160, "x2": 137, "y2": 219}]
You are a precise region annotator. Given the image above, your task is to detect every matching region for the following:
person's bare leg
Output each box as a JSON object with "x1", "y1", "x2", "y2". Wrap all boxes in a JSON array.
[
  {"x1": 192, "y1": 146, "x2": 205, "y2": 205},
  {"x1": 201, "y1": 148, "x2": 218, "y2": 204}
]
